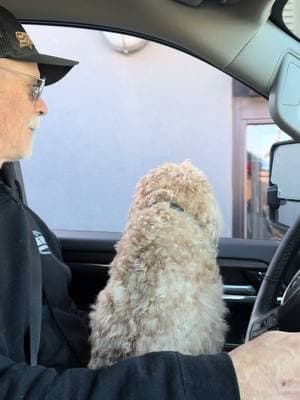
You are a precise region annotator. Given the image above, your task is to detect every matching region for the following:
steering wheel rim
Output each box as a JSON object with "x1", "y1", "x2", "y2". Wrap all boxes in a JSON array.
[{"x1": 246, "y1": 214, "x2": 300, "y2": 341}]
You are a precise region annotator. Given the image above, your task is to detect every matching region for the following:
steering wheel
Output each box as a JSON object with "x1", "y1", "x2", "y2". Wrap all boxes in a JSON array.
[{"x1": 246, "y1": 214, "x2": 300, "y2": 341}]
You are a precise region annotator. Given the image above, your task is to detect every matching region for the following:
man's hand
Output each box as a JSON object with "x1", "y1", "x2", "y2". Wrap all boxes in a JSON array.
[{"x1": 229, "y1": 331, "x2": 300, "y2": 400}]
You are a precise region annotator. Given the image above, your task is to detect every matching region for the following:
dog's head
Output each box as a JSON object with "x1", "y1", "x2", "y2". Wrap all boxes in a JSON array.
[{"x1": 129, "y1": 160, "x2": 222, "y2": 245}]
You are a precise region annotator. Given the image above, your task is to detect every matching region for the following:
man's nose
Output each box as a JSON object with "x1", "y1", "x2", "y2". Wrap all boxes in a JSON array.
[{"x1": 35, "y1": 96, "x2": 48, "y2": 116}]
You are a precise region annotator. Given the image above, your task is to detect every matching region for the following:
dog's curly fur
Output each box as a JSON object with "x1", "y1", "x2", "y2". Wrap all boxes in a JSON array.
[{"x1": 89, "y1": 160, "x2": 228, "y2": 369}]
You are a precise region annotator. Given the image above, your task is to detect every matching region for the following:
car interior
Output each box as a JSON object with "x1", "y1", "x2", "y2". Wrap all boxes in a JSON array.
[{"x1": 2, "y1": 0, "x2": 300, "y2": 351}]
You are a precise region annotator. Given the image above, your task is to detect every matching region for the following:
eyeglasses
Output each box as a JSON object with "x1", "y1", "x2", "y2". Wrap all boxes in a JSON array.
[{"x1": 0, "y1": 65, "x2": 46, "y2": 103}]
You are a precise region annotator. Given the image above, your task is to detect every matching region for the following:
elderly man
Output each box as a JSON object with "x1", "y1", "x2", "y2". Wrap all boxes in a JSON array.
[{"x1": 0, "y1": 4, "x2": 299, "y2": 399}]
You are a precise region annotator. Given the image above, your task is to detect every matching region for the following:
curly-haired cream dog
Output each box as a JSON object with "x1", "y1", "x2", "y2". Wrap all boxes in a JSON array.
[{"x1": 89, "y1": 160, "x2": 228, "y2": 369}]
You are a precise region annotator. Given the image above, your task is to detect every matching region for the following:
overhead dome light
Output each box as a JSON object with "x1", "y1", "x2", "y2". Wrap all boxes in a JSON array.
[{"x1": 102, "y1": 32, "x2": 148, "y2": 55}]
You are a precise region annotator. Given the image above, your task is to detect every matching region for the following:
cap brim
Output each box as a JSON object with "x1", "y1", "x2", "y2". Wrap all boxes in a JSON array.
[{"x1": 11, "y1": 52, "x2": 78, "y2": 85}]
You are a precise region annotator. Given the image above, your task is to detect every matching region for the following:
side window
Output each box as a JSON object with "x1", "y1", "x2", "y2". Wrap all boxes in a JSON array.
[
  {"x1": 21, "y1": 25, "x2": 293, "y2": 239},
  {"x1": 21, "y1": 25, "x2": 234, "y2": 236}
]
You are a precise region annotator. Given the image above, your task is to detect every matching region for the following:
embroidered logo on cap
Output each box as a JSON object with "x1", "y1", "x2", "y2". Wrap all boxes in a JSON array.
[{"x1": 15, "y1": 31, "x2": 33, "y2": 49}]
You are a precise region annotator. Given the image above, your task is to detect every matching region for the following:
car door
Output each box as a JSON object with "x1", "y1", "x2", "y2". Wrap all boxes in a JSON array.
[{"x1": 56, "y1": 229, "x2": 279, "y2": 350}]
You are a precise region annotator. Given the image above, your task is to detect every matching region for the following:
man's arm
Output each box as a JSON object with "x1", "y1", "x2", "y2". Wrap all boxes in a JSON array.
[{"x1": 0, "y1": 351, "x2": 239, "y2": 400}]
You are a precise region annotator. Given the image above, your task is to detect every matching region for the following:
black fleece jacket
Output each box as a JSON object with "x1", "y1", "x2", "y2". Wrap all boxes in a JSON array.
[{"x1": 0, "y1": 178, "x2": 240, "y2": 400}]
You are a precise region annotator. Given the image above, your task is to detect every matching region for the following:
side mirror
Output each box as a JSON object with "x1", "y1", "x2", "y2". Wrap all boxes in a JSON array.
[{"x1": 268, "y1": 140, "x2": 300, "y2": 233}]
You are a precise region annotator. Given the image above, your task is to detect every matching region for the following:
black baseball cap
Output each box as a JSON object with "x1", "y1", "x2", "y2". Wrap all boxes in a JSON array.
[{"x1": 0, "y1": 5, "x2": 78, "y2": 85}]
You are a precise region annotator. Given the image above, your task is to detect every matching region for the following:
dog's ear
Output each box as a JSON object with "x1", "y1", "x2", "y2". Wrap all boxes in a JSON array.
[
  {"x1": 132, "y1": 188, "x2": 176, "y2": 212},
  {"x1": 177, "y1": 161, "x2": 223, "y2": 245},
  {"x1": 129, "y1": 162, "x2": 178, "y2": 212}
]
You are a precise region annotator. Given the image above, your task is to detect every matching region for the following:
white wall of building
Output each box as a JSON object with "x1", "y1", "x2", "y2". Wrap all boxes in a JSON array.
[{"x1": 21, "y1": 25, "x2": 233, "y2": 236}]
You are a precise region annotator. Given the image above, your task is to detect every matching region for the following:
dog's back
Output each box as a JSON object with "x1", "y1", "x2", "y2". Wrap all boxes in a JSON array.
[{"x1": 89, "y1": 161, "x2": 227, "y2": 369}]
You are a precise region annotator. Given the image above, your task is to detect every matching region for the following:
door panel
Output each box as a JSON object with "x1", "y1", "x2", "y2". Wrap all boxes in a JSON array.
[{"x1": 56, "y1": 230, "x2": 280, "y2": 349}]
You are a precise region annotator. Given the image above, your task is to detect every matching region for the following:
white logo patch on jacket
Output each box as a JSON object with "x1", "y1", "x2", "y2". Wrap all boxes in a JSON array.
[{"x1": 32, "y1": 231, "x2": 51, "y2": 255}]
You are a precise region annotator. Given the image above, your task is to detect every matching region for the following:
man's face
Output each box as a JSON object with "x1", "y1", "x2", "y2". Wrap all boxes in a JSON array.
[{"x1": 0, "y1": 58, "x2": 48, "y2": 166}]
